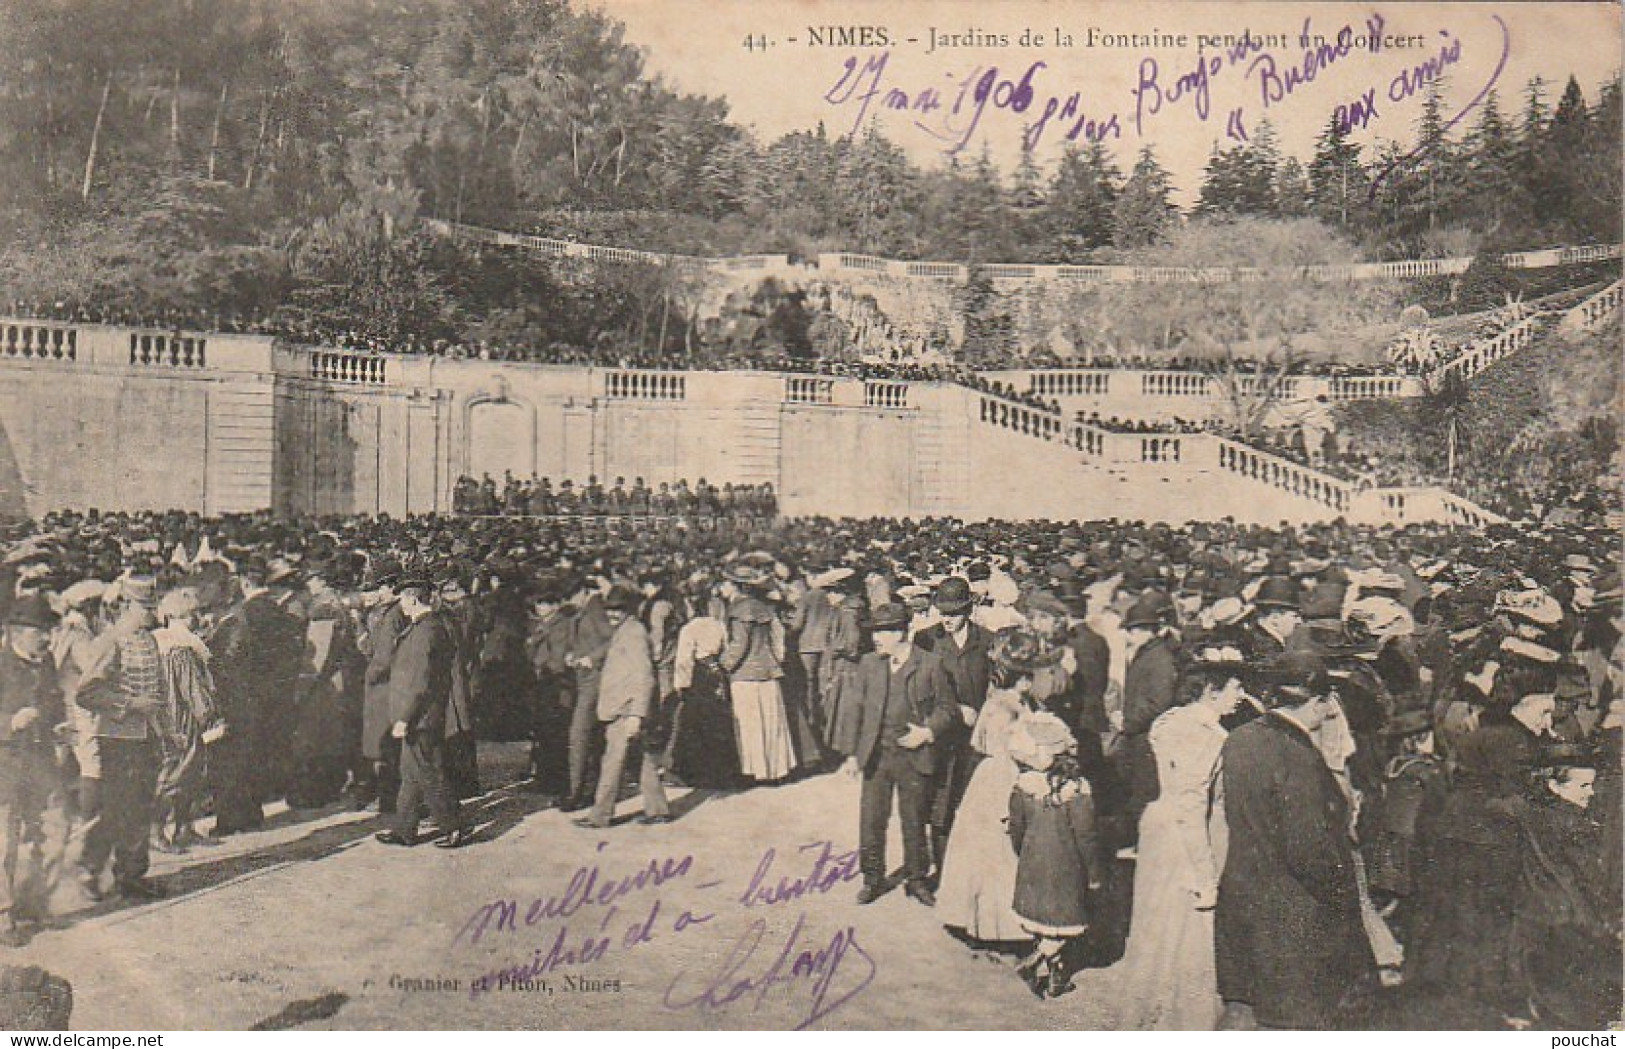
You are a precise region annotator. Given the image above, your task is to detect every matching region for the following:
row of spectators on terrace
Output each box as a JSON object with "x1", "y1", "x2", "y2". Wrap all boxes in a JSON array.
[
  {"x1": 5, "y1": 298, "x2": 1450, "y2": 380},
  {"x1": 451, "y1": 473, "x2": 779, "y2": 519}
]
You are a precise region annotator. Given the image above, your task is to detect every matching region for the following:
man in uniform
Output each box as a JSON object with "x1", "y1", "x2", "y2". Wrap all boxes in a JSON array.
[{"x1": 75, "y1": 577, "x2": 166, "y2": 901}]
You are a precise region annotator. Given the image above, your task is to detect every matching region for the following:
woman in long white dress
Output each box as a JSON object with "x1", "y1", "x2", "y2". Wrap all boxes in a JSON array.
[
  {"x1": 1085, "y1": 664, "x2": 1249, "y2": 1030},
  {"x1": 938, "y1": 630, "x2": 1063, "y2": 942},
  {"x1": 936, "y1": 682, "x2": 1030, "y2": 941}
]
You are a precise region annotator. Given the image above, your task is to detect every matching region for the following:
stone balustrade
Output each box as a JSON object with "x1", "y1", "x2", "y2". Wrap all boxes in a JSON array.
[
  {"x1": 978, "y1": 394, "x2": 1063, "y2": 441},
  {"x1": 604, "y1": 369, "x2": 686, "y2": 400},
  {"x1": 310, "y1": 349, "x2": 387, "y2": 384},
  {"x1": 0, "y1": 321, "x2": 76, "y2": 362},
  {"x1": 1215, "y1": 437, "x2": 1352, "y2": 513},
  {"x1": 130, "y1": 331, "x2": 208, "y2": 368},
  {"x1": 1326, "y1": 374, "x2": 1416, "y2": 400},
  {"x1": 1142, "y1": 372, "x2": 1211, "y2": 397},
  {"x1": 1563, "y1": 279, "x2": 1623, "y2": 332},
  {"x1": 784, "y1": 375, "x2": 835, "y2": 404},
  {"x1": 864, "y1": 380, "x2": 910, "y2": 409},
  {"x1": 1031, "y1": 370, "x2": 1111, "y2": 397},
  {"x1": 1435, "y1": 316, "x2": 1542, "y2": 381}
]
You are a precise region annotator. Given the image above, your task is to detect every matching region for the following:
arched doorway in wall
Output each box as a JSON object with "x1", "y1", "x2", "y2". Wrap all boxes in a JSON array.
[{"x1": 465, "y1": 398, "x2": 535, "y2": 484}]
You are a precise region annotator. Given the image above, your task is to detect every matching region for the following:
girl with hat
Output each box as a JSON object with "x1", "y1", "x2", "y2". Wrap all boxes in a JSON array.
[{"x1": 1006, "y1": 711, "x2": 1105, "y2": 999}]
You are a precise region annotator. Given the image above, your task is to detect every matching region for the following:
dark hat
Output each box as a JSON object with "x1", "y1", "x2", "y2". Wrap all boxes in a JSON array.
[
  {"x1": 1058, "y1": 582, "x2": 1091, "y2": 618},
  {"x1": 990, "y1": 627, "x2": 1063, "y2": 675},
  {"x1": 1253, "y1": 575, "x2": 1301, "y2": 611},
  {"x1": 604, "y1": 584, "x2": 642, "y2": 613},
  {"x1": 1122, "y1": 590, "x2": 1173, "y2": 630},
  {"x1": 5, "y1": 594, "x2": 57, "y2": 631},
  {"x1": 1258, "y1": 649, "x2": 1329, "y2": 702},
  {"x1": 1020, "y1": 589, "x2": 1070, "y2": 619},
  {"x1": 367, "y1": 556, "x2": 403, "y2": 589},
  {"x1": 723, "y1": 562, "x2": 773, "y2": 590},
  {"x1": 870, "y1": 602, "x2": 910, "y2": 632},
  {"x1": 395, "y1": 575, "x2": 434, "y2": 597},
  {"x1": 1381, "y1": 708, "x2": 1435, "y2": 739},
  {"x1": 933, "y1": 577, "x2": 975, "y2": 613},
  {"x1": 1300, "y1": 582, "x2": 1347, "y2": 622}
]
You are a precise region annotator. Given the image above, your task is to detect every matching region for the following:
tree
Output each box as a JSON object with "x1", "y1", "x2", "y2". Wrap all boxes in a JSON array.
[
  {"x1": 1042, "y1": 142, "x2": 1120, "y2": 259},
  {"x1": 1103, "y1": 217, "x2": 1400, "y2": 437},
  {"x1": 1307, "y1": 111, "x2": 1367, "y2": 229},
  {"x1": 1112, "y1": 146, "x2": 1177, "y2": 249},
  {"x1": 1462, "y1": 90, "x2": 1527, "y2": 234},
  {"x1": 831, "y1": 123, "x2": 918, "y2": 255},
  {"x1": 956, "y1": 265, "x2": 1015, "y2": 366}
]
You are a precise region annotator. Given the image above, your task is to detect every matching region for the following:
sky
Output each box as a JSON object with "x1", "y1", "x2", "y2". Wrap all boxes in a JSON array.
[{"x1": 591, "y1": 0, "x2": 1622, "y2": 204}]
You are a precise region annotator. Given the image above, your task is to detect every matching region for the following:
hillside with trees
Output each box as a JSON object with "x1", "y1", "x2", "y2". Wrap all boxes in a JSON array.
[{"x1": 0, "y1": 0, "x2": 1618, "y2": 360}]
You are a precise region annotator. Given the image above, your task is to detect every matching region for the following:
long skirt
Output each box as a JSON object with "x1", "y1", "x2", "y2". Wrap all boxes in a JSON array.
[
  {"x1": 673, "y1": 662, "x2": 741, "y2": 789},
  {"x1": 936, "y1": 754, "x2": 1025, "y2": 941},
  {"x1": 730, "y1": 679, "x2": 797, "y2": 783}
]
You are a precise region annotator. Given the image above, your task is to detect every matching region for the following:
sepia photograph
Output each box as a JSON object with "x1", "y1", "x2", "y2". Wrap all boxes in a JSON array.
[{"x1": 0, "y1": 0, "x2": 1618, "y2": 1034}]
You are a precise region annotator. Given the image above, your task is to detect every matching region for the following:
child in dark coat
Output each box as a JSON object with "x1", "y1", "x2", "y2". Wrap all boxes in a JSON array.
[{"x1": 1007, "y1": 712, "x2": 1104, "y2": 999}]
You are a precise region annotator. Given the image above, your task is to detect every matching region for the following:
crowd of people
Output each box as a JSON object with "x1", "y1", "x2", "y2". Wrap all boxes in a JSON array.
[
  {"x1": 0, "y1": 504, "x2": 1616, "y2": 1029},
  {"x1": 451, "y1": 474, "x2": 778, "y2": 520}
]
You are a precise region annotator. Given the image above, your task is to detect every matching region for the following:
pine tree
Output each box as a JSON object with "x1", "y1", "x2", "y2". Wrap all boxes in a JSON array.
[
  {"x1": 1043, "y1": 142, "x2": 1120, "y2": 259},
  {"x1": 1308, "y1": 111, "x2": 1367, "y2": 229},
  {"x1": 1462, "y1": 90, "x2": 1526, "y2": 235},
  {"x1": 1112, "y1": 145, "x2": 1177, "y2": 249},
  {"x1": 1274, "y1": 156, "x2": 1310, "y2": 217}
]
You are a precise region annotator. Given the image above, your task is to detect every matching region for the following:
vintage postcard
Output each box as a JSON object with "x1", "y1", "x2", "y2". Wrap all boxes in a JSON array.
[{"x1": 0, "y1": 0, "x2": 1619, "y2": 1035}]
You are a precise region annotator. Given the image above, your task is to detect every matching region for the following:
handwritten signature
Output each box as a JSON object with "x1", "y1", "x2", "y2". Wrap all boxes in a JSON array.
[
  {"x1": 663, "y1": 913, "x2": 878, "y2": 1030},
  {"x1": 821, "y1": 9, "x2": 1509, "y2": 163}
]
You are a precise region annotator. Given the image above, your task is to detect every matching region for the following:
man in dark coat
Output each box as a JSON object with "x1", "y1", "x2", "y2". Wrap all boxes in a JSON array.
[
  {"x1": 1215, "y1": 650, "x2": 1376, "y2": 1030},
  {"x1": 436, "y1": 572, "x2": 479, "y2": 801},
  {"x1": 840, "y1": 603, "x2": 957, "y2": 907},
  {"x1": 1117, "y1": 590, "x2": 1180, "y2": 841},
  {"x1": 375, "y1": 578, "x2": 468, "y2": 848},
  {"x1": 523, "y1": 576, "x2": 574, "y2": 797},
  {"x1": 911, "y1": 577, "x2": 991, "y2": 880},
  {"x1": 207, "y1": 561, "x2": 306, "y2": 834},
  {"x1": 561, "y1": 579, "x2": 613, "y2": 812},
  {"x1": 1240, "y1": 575, "x2": 1302, "y2": 662},
  {"x1": 0, "y1": 596, "x2": 64, "y2": 930},
  {"x1": 358, "y1": 565, "x2": 405, "y2": 812}
]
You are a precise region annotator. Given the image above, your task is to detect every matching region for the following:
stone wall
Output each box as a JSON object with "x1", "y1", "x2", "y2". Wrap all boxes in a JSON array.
[{"x1": 0, "y1": 318, "x2": 1497, "y2": 527}]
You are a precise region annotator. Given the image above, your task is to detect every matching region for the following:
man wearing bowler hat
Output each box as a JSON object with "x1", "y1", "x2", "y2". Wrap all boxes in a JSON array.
[
  {"x1": 843, "y1": 603, "x2": 957, "y2": 906},
  {"x1": 1117, "y1": 589, "x2": 1180, "y2": 846},
  {"x1": 912, "y1": 576, "x2": 991, "y2": 882},
  {"x1": 574, "y1": 584, "x2": 669, "y2": 829},
  {"x1": 375, "y1": 576, "x2": 469, "y2": 848},
  {"x1": 1242, "y1": 575, "x2": 1303, "y2": 662}
]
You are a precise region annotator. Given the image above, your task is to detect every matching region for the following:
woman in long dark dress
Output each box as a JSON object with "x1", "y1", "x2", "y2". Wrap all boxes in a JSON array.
[{"x1": 671, "y1": 587, "x2": 741, "y2": 789}]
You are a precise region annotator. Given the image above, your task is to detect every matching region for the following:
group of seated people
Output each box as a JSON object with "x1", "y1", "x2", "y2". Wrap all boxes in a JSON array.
[{"x1": 451, "y1": 473, "x2": 779, "y2": 519}]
